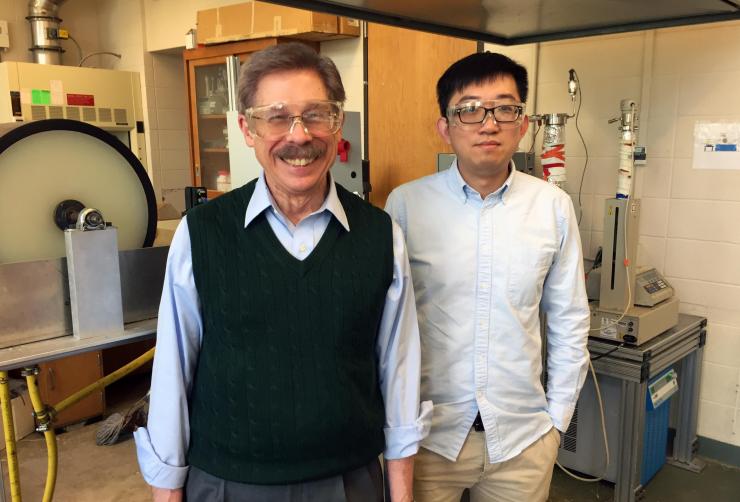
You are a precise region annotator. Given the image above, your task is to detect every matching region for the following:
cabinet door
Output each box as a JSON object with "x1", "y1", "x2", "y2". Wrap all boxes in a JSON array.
[
  {"x1": 38, "y1": 351, "x2": 105, "y2": 428},
  {"x1": 184, "y1": 39, "x2": 316, "y2": 199},
  {"x1": 187, "y1": 56, "x2": 232, "y2": 192},
  {"x1": 367, "y1": 23, "x2": 476, "y2": 206}
]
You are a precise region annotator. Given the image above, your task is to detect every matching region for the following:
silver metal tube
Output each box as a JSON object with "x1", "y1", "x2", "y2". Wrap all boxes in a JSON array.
[
  {"x1": 613, "y1": 99, "x2": 639, "y2": 199},
  {"x1": 226, "y1": 56, "x2": 240, "y2": 112},
  {"x1": 27, "y1": 0, "x2": 67, "y2": 65},
  {"x1": 541, "y1": 112, "x2": 569, "y2": 191}
]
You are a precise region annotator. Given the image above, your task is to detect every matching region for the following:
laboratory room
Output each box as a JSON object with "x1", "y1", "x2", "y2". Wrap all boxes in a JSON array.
[{"x1": 0, "y1": 0, "x2": 739, "y2": 501}]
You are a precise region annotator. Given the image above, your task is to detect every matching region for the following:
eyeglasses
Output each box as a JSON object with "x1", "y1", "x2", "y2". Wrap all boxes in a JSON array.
[
  {"x1": 244, "y1": 100, "x2": 344, "y2": 140},
  {"x1": 447, "y1": 101, "x2": 525, "y2": 128}
]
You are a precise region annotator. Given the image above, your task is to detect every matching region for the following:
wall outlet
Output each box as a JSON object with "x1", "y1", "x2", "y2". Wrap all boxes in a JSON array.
[{"x1": 0, "y1": 20, "x2": 9, "y2": 49}]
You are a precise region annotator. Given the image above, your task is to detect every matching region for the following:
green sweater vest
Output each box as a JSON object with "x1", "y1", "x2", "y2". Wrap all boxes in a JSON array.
[{"x1": 185, "y1": 179, "x2": 393, "y2": 484}]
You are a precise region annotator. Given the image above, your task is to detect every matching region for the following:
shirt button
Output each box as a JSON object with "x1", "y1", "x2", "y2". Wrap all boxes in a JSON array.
[
  {"x1": 299, "y1": 244, "x2": 307, "y2": 253},
  {"x1": 476, "y1": 391, "x2": 484, "y2": 399}
]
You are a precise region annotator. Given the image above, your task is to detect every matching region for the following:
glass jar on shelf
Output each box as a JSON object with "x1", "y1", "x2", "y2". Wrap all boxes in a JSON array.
[{"x1": 216, "y1": 170, "x2": 231, "y2": 192}]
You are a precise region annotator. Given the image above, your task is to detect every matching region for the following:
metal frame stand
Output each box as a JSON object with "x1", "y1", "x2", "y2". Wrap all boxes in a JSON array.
[{"x1": 565, "y1": 314, "x2": 707, "y2": 502}]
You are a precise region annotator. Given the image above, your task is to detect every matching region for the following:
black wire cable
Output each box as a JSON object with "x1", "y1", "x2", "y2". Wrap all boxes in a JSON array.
[
  {"x1": 573, "y1": 70, "x2": 589, "y2": 227},
  {"x1": 67, "y1": 35, "x2": 84, "y2": 65},
  {"x1": 590, "y1": 342, "x2": 625, "y2": 361},
  {"x1": 528, "y1": 120, "x2": 540, "y2": 155}
]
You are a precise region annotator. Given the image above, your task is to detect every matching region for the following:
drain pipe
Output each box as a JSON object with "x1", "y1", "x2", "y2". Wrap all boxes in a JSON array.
[{"x1": 26, "y1": 0, "x2": 67, "y2": 65}]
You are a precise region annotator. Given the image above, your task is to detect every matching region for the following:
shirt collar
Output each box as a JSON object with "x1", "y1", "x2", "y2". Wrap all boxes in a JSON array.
[
  {"x1": 244, "y1": 172, "x2": 350, "y2": 231},
  {"x1": 445, "y1": 158, "x2": 517, "y2": 204}
]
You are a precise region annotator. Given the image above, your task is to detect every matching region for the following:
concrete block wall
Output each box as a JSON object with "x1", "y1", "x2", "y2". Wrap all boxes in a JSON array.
[
  {"x1": 487, "y1": 20, "x2": 740, "y2": 448},
  {"x1": 149, "y1": 53, "x2": 190, "y2": 214},
  {"x1": 70, "y1": 0, "x2": 189, "y2": 214}
]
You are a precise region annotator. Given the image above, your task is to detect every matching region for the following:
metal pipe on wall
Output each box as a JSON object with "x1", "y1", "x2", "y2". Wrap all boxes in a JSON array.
[{"x1": 26, "y1": 0, "x2": 67, "y2": 65}]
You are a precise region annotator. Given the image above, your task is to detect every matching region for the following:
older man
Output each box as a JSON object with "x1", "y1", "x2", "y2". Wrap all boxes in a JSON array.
[{"x1": 135, "y1": 42, "x2": 430, "y2": 502}]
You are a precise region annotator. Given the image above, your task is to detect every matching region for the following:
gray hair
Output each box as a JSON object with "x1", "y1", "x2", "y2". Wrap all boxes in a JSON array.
[{"x1": 237, "y1": 42, "x2": 346, "y2": 112}]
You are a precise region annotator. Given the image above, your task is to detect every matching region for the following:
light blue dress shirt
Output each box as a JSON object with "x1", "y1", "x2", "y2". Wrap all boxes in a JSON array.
[
  {"x1": 385, "y1": 162, "x2": 590, "y2": 463},
  {"x1": 134, "y1": 174, "x2": 432, "y2": 489}
]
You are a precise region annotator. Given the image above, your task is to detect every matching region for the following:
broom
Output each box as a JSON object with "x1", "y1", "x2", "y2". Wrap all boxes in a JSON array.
[{"x1": 95, "y1": 392, "x2": 149, "y2": 446}]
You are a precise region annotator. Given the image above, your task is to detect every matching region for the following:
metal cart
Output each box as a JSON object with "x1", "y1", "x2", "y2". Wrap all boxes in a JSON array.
[{"x1": 558, "y1": 314, "x2": 707, "y2": 502}]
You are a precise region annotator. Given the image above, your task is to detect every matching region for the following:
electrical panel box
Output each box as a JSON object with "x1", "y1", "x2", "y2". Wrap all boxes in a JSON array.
[
  {"x1": 437, "y1": 153, "x2": 455, "y2": 172},
  {"x1": 513, "y1": 151, "x2": 536, "y2": 176}
]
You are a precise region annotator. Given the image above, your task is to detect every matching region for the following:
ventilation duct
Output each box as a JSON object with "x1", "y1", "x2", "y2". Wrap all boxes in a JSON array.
[{"x1": 27, "y1": 0, "x2": 67, "y2": 65}]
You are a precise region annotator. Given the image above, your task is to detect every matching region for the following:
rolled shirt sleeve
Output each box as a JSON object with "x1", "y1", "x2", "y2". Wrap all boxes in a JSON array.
[
  {"x1": 376, "y1": 221, "x2": 433, "y2": 459},
  {"x1": 134, "y1": 218, "x2": 202, "y2": 489}
]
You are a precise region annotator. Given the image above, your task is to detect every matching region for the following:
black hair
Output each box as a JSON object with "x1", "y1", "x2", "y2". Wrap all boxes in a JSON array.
[{"x1": 436, "y1": 52, "x2": 529, "y2": 117}]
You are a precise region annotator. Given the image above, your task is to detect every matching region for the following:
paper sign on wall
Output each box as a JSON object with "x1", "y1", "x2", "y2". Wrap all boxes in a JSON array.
[{"x1": 693, "y1": 121, "x2": 740, "y2": 170}]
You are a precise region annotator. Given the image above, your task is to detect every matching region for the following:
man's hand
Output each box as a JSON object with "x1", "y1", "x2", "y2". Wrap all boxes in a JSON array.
[
  {"x1": 386, "y1": 456, "x2": 415, "y2": 502},
  {"x1": 151, "y1": 487, "x2": 183, "y2": 502}
]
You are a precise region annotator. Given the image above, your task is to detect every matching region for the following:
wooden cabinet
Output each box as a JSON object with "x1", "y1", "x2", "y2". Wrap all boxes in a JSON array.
[
  {"x1": 367, "y1": 24, "x2": 476, "y2": 207},
  {"x1": 183, "y1": 39, "x2": 318, "y2": 197},
  {"x1": 38, "y1": 351, "x2": 105, "y2": 428}
]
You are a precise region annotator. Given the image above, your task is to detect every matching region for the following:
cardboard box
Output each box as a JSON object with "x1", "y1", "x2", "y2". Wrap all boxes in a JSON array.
[
  {"x1": 338, "y1": 17, "x2": 361, "y2": 37},
  {"x1": 0, "y1": 383, "x2": 36, "y2": 450},
  {"x1": 196, "y1": 1, "x2": 359, "y2": 45}
]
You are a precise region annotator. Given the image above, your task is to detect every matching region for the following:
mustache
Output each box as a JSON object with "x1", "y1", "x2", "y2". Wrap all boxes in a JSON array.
[{"x1": 276, "y1": 143, "x2": 325, "y2": 159}]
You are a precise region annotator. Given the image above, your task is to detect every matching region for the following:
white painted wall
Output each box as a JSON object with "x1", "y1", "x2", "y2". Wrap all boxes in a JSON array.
[
  {"x1": 487, "y1": 20, "x2": 740, "y2": 448},
  {"x1": 148, "y1": 52, "x2": 190, "y2": 213},
  {"x1": 143, "y1": 0, "x2": 244, "y2": 52},
  {"x1": 94, "y1": 0, "x2": 161, "y2": 202}
]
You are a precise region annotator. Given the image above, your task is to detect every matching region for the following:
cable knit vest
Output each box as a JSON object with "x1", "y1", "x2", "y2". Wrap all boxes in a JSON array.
[{"x1": 185, "y1": 179, "x2": 393, "y2": 484}]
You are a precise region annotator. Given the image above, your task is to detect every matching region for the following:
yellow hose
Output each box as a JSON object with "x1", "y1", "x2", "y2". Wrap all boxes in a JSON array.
[
  {"x1": 52, "y1": 347, "x2": 154, "y2": 418},
  {"x1": 16, "y1": 346, "x2": 154, "y2": 502},
  {"x1": 0, "y1": 371, "x2": 22, "y2": 502},
  {"x1": 24, "y1": 370, "x2": 56, "y2": 502}
]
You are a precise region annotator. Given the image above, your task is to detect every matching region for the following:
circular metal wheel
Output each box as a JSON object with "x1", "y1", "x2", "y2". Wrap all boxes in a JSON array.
[{"x1": 0, "y1": 119, "x2": 157, "y2": 264}]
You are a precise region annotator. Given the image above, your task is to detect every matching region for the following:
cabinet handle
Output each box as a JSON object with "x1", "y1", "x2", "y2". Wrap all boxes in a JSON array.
[{"x1": 48, "y1": 367, "x2": 55, "y2": 391}]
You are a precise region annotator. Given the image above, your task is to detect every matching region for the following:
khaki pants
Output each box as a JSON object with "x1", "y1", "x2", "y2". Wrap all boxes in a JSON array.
[{"x1": 414, "y1": 427, "x2": 560, "y2": 502}]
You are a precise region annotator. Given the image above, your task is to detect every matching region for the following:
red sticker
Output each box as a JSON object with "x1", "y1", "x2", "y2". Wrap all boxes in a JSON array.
[{"x1": 67, "y1": 94, "x2": 95, "y2": 106}]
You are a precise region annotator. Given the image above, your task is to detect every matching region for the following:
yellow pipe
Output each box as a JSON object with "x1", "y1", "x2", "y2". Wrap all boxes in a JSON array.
[
  {"x1": 52, "y1": 347, "x2": 154, "y2": 418},
  {"x1": 5, "y1": 348, "x2": 155, "y2": 502},
  {"x1": 24, "y1": 370, "x2": 56, "y2": 502},
  {"x1": 1, "y1": 370, "x2": 23, "y2": 502}
]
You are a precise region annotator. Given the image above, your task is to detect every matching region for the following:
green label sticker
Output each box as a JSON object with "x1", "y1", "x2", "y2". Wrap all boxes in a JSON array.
[{"x1": 31, "y1": 89, "x2": 51, "y2": 105}]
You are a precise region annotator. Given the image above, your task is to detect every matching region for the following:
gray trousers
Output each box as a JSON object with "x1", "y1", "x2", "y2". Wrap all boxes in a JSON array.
[{"x1": 185, "y1": 458, "x2": 384, "y2": 502}]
